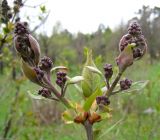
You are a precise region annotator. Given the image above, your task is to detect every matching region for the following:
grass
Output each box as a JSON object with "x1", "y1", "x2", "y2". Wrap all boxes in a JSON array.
[{"x1": 0, "y1": 60, "x2": 160, "y2": 140}]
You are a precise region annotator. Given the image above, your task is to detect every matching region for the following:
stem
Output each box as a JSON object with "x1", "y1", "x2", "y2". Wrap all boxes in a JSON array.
[
  {"x1": 84, "y1": 121, "x2": 93, "y2": 140},
  {"x1": 0, "y1": 12, "x2": 16, "y2": 50},
  {"x1": 106, "y1": 79, "x2": 110, "y2": 90},
  {"x1": 61, "y1": 84, "x2": 68, "y2": 97},
  {"x1": 107, "y1": 71, "x2": 124, "y2": 97},
  {"x1": 50, "y1": 85, "x2": 72, "y2": 108},
  {"x1": 42, "y1": 76, "x2": 72, "y2": 108}
]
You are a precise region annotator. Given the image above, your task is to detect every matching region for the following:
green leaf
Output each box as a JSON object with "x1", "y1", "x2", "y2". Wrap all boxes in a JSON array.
[
  {"x1": 85, "y1": 66, "x2": 102, "y2": 76},
  {"x1": 5, "y1": 34, "x2": 13, "y2": 43},
  {"x1": 0, "y1": 54, "x2": 3, "y2": 60},
  {"x1": 8, "y1": 22, "x2": 14, "y2": 31},
  {"x1": 51, "y1": 66, "x2": 68, "y2": 72},
  {"x1": 0, "y1": 34, "x2": 3, "y2": 40},
  {"x1": 83, "y1": 88, "x2": 102, "y2": 111},
  {"x1": 62, "y1": 110, "x2": 75, "y2": 124},
  {"x1": 67, "y1": 76, "x2": 83, "y2": 93},
  {"x1": 40, "y1": 5, "x2": 46, "y2": 13},
  {"x1": 3, "y1": 27, "x2": 10, "y2": 34},
  {"x1": 102, "y1": 80, "x2": 149, "y2": 95},
  {"x1": 67, "y1": 76, "x2": 84, "y2": 84},
  {"x1": 99, "y1": 112, "x2": 111, "y2": 120},
  {"x1": 116, "y1": 43, "x2": 136, "y2": 72},
  {"x1": 27, "y1": 90, "x2": 44, "y2": 100},
  {"x1": 21, "y1": 60, "x2": 38, "y2": 84},
  {"x1": 97, "y1": 118, "x2": 124, "y2": 139},
  {"x1": 81, "y1": 49, "x2": 101, "y2": 97}
]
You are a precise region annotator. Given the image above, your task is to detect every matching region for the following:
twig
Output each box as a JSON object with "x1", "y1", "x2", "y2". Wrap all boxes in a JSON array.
[
  {"x1": 24, "y1": 1, "x2": 47, "y2": 8},
  {"x1": 0, "y1": 12, "x2": 16, "y2": 50},
  {"x1": 106, "y1": 79, "x2": 110, "y2": 90},
  {"x1": 61, "y1": 84, "x2": 68, "y2": 97},
  {"x1": 31, "y1": 12, "x2": 50, "y2": 33}
]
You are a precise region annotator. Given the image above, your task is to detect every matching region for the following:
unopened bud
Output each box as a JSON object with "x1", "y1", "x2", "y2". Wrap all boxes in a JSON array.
[
  {"x1": 103, "y1": 64, "x2": 113, "y2": 80},
  {"x1": 38, "y1": 88, "x2": 51, "y2": 98},
  {"x1": 56, "y1": 71, "x2": 67, "y2": 88},
  {"x1": 14, "y1": 22, "x2": 41, "y2": 66},
  {"x1": 96, "y1": 96, "x2": 110, "y2": 106},
  {"x1": 120, "y1": 78, "x2": 132, "y2": 90},
  {"x1": 88, "y1": 112, "x2": 101, "y2": 124},
  {"x1": 39, "y1": 56, "x2": 53, "y2": 72},
  {"x1": 128, "y1": 21, "x2": 142, "y2": 36},
  {"x1": 74, "y1": 115, "x2": 84, "y2": 124}
]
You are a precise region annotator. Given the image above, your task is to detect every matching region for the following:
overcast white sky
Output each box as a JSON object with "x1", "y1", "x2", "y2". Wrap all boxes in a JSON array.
[{"x1": 17, "y1": 0, "x2": 160, "y2": 35}]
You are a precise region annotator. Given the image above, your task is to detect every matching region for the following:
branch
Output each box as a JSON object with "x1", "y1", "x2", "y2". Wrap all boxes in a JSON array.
[
  {"x1": 31, "y1": 12, "x2": 50, "y2": 33},
  {"x1": 24, "y1": 1, "x2": 47, "y2": 8},
  {"x1": 0, "y1": 11, "x2": 17, "y2": 50}
]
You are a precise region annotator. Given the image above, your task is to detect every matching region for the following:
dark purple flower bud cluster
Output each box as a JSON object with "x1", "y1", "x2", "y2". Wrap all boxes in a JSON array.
[
  {"x1": 14, "y1": 22, "x2": 40, "y2": 67},
  {"x1": 96, "y1": 96, "x2": 110, "y2": 106},
  {"x1": 13, "y1": 0, "x2": 23, "y2": 13},
  {"x1": 14, "y1": 34, "x2": 33, "y2": 64},
  {"x1": 1, "y1": 0, "x2": 11, "y2": 22},
  {"x1": 119, "y1": 21, "x2": 147, "y2": 60},
  {"x1": 103, "y1": 64, "x2": 113, "y2": 80},
  {"x1": 119, "y1": 34, "x2": 132, "y2": 52},
  {"x1": 133, "y1": 48, "x2": 143, "y2": 58},
  {"x1": 14, "y1": 22, "x2": 29, "y2": 35},
  {"x1": 38, "y1": 88, "x2": 51, "y2": 98},
  {"x1": 15, "y1": 17, "x2": 21, "y2": 22},
  {"x1": 13, "y1": 0, "x2": 23, "y2": 7},
  {"x1": 128, "y1": 21, "x2": 142, "y2": 36},
  {"x1": 39, "y1": 56, "x2": 53, "y2": 71},
  {"x1": 120, "y1": 78, "x2": 132, "y2": 90},
  {"x1": 34, "y1": 67, "x2": 44, "y2": 81},
  {"x1": 56, "y1": 71, "x2": 67, "y2": 88},
  {"x1": 15, "y1": 36, "x2": 30, "y2": 50}
]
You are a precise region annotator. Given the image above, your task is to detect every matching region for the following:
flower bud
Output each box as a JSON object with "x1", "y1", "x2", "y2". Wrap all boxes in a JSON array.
[
  {"x1": 28, "y1": 34, "x2": 41, "y2": 66},
  {"x1": 39, "y1": 56, "x2": 53, "y2": 72},
  {"x1": 74, "y1": 115, "x2": 84, "y2": 124},
  {"x1": 34, "y1": 67, "x2": 44, "y2": 82},
  {"x1": 117, "y1": 22, "x2": 147, "y2": 72},
  {"x1": 7, "y1": 12, "x2": 12, "y2": 19},
  {"x1": 128, "y1": 21, "x2": 142, "y2": 36},
  {"x1": 96, "y1": 96, "x2": 110, "y2": 106},
  {"x1": 56, "y1": 71, "x2": 67, "y2": 88},
  {"x1": 120, "y1": 78, "x2": 132, "y2": 90},
  {"x1": 103, "y1": 64, "x2": 113, "y2": 80},
  {"x1": 2, "y1": 0, "x2": 11, "y2": 20},
  {"x1": 14, "y1": 22, "x2": 40, "y2": 66},
  {"x1": 38, "y1": 88, "x2": 51, "y2": 98},
  {"x1": 88, "y1": 112, "x2": 101, "y2": 124},
  {"x1": 133, "y1": 48, "x2": 143, "y2": 58},
  {"x1": 119, "y1": 34, "x2": 132, "y2": 52}
]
